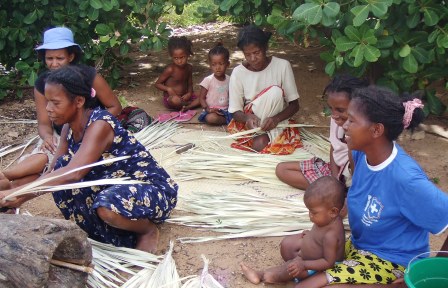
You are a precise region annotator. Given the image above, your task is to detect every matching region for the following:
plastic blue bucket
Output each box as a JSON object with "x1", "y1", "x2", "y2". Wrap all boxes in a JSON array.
[{"x1": 404, "y1": 252, "x2": 448, "y2": 288}]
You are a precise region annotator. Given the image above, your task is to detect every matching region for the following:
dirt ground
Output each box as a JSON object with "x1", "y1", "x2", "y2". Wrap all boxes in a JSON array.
[{"x1": 1, "y1": 23, "x2": 448, "y2": 287}]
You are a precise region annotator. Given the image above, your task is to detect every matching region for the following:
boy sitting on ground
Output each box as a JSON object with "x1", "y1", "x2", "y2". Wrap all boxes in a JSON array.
[{"x1": 241, "y1": 176, "x2": 346, "y2": 285}]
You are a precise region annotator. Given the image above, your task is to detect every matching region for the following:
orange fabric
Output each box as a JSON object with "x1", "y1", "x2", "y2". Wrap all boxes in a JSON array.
[
  {"x1": 227, "y1": 118, "x2": 302, "y2": 155},
  {"x1": 227, "y1": 85, "x2": 302, "y2": 155}
]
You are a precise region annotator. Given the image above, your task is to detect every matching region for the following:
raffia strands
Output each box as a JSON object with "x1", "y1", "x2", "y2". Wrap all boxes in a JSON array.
[
  {"x1": 140, "y1": 241, "x2": 182, "y2": 288},
  {"x1": 0, "y1": 135, "x2": 39, "y2": 159},
  {"x1": 134, "y1": 120, "x2": 181, "y2": 150},
  {"x1": 181, "y1": 255, "x2": 224, "y2": 288},
  {"x1": 87, "y1": 239, "x2": 161, "y2": 288},
  {"x1": 168, "y1": 190, "x2": 312, "y2": 243},
  {"x1": 206, "y1": 123, "x2": 326, "y2": 140},
  {"x1": 174, "y1": 149, "x2": 314, "y2": 187},
  {"x1": 3, "y1": 156, "x2": 131, "y2": 201},
  {"x1": 300, "y1": 128, "x2": 331, "y2": 162}
]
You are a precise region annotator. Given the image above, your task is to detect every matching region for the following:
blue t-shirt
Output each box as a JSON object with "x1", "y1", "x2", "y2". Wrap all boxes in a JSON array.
[{"x1": 348, "y1": 143, "x2": 448, "y2": 266}]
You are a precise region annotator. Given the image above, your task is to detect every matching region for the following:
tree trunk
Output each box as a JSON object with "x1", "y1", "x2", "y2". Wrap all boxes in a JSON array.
[{"x1": 0, "y1": 214, "x2": 92, "y2": 288}]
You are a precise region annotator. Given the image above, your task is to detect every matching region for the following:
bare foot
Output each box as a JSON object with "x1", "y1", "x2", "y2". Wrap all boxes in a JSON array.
[
  {"x1": 0, "y1": 171, "x2": 7, "y2": 181},
  {"x1": 136, "y1": 224, "x2": 159, "y2": 254},
  {"x1": 240, "y1": 262, "x2": 262, "y2": 284}
]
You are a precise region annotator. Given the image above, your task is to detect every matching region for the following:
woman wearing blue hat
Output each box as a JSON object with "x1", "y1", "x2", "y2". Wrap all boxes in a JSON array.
[{"x1": 0, "y1": 27, "x2": 123, "y2": 190}]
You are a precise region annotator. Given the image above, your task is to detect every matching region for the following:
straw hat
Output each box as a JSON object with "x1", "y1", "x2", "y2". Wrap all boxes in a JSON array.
[{"x1": 35, "y1": 27, "x2": 82, "y2": 51}]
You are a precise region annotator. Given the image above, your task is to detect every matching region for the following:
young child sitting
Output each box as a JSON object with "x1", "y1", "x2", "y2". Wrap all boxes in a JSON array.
[
  {"x1": 195, "y1": 43, "x2": 232, "y2": 125},
  {"x1": 154, "y1": 36, "x2": 198, "y2": 111},
  {"x1": 240, "y1": 176, "x2": 346, "y2": 285}
]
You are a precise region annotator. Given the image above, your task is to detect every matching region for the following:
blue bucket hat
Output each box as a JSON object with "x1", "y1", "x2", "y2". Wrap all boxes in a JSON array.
[{"x1": 35, "y1": 27, "x2": 82, "y2": 51}]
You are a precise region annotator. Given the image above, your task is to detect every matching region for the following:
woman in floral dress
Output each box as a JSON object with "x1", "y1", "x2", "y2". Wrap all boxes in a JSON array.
[{"x1": 0, "y1": 65, "x2": 177, "y2": 253}]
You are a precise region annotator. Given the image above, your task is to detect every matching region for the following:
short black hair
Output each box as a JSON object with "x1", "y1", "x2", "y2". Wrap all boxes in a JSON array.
[
  {"x1": 236, "y1": 25, "x2": 272, "y2": 51},
  {"x1": 168, "y1": 36, "x2": 193, "y2": 56},
  {"x1": 304, "y1": 176, "x2": 345, "y2": 210},
  {"x1": 351, "y1": 86, "x2": 425, "y2": 141},
  {"x1": 324, "y1": 74, "x2": 369, "y2": 99}
]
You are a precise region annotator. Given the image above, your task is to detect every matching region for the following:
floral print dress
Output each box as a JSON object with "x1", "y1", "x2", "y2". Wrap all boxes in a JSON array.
[{"x1": 52, "y1": 108, "x2": 178, "y2": 248}]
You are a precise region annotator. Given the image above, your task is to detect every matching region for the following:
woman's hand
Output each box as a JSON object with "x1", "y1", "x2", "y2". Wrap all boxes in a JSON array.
[
  {"x1": 260, "y1": 116, "x2": 279, "y2": 131},
  {"x1": 287, "y1": 256, "x2": 305, "y2": 277},
  {"x1": 245, "y1": 114, "x2": 261, "y2": 129},
  {"x1": 41, "y1": 135, "x2": 58, "y2": 154},
  {"x1": 0, "y1": 189, "x2": 24, "y2": 209}
]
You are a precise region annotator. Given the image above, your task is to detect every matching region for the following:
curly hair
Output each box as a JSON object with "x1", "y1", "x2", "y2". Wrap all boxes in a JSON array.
[{"x1": 168, "y1": 36, "x2": 193, "y2": 56}]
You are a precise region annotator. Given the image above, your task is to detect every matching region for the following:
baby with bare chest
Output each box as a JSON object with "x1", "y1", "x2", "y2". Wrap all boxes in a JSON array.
[{"x1": 241, "y1": 176, "x2": 345, "y2": 286}]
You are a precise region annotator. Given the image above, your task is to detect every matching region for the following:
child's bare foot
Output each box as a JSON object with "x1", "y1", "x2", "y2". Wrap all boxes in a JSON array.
[
  {"x1": 240, "y1": 262, "x2": 263, "y2": 284},
  {"x1": 136, "y1": 224, "x2": 159, "y2": 254}
]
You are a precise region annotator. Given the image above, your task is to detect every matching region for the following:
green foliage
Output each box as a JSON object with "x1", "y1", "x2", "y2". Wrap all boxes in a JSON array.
[
  {"x1": 214, "y1": 0, "x2": 448, "y2": 116},
  {"x1": 162, "y1": 0, "x2": 220, "y2": 27},
  {"x1": 0, "y1": 0, "x2": 187, "y2": 100}
]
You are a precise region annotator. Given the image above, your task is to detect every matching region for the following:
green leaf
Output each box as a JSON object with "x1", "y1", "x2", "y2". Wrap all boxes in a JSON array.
[
  {"x1": 27, "y1": 70, "x2": 38, "y2": 86},
  {"x1": 351, "y1": 5, "x2": 369, "y2": 27},
  {"x1": 320, "y1": 51, "x2": 335, "y2": 62},
  {"x1": 428, "y1": 30, "x2": 440, "y2": 43},
  {"x1": 102, "y1": 0, "x2": 114, "y2": 11},
  {"x1": 23, "y1": 10, "x2": 38, "y2": 24},
  {"x1": 425, "y1": 90, "x2": 446, "y2": 116},
  {"x1": 412, "y1": 47, "x2": 431, "y2": 64},
  {"x1": 362, "y1": 29, "x2": 377, "y2": 45},
  {"x1": 423, "y1": 8, "x2": 439, "y2": 26},
  {"x1": 370, "y1": 3, "x2": 388, "y2": 17},
  {"x1": 90, "y1": 0, "x2": 103, "y2": 9},
  {"x1": 15, "y1": 61, "x2": 29, "y2": 72},
  {"x1": 350, "y1": 44, "x2": 365, "y2": 67},
  {"x1": 399, "y1": 44, "x2": 411, "y2": 57},
  {"x1": 363, "y1": 45, "x2": 381, "y2": 62},
  {"x1": 267, "y1": 14, "x2": 284, "y2": 26},
  {"x1": 344, "y1": 26, "x2": 361, "y2": 41},
  {"x1": 293, "y1": 3, "x2": 322, "y2": 25},
  {"x1": 321, "y1": 13, "x2": 336, "y2": 27},
  {"x1": 96, "y1": 23, "x2": 112, "y2": 35},
  {"x1": 325, "y1": 61, "x2": 335, "y2": 75},
  {"x1": 87, "y1": 7, "x2": 99, "y2": 20},
  {"x1": 436, "y1": 34, "x2": 448, "y2": 48},
  {"x1": 323, "y1": 2, "x2": 340, "y2": 18},
  {"x1": 254, "y1": 13, "x2": 263, "y2": 26},
  {"x1": 99, "y1": 35, "x2": 110, "y2": 43},
  {"x1": 219, "y1": 0, "x2": 238, "y2": 11},
  {"x1": 120, "y1": 43, "x2": 129, "y2": 55},
  {"x1": 406, "y1": 12, "x2": 419, "y2": 29},
  {"x1": 335, "y1": 36, "x2": 357, "y2": 52},
  {"x1": 153, "y1": 37, "x2": 163, "y2": 51},
  {"x1": 376, "y1": 36, "x2": 394, "y2": 48},
  {"x1": 402, "y1": 54, "x2": 418, "y2": 73}
]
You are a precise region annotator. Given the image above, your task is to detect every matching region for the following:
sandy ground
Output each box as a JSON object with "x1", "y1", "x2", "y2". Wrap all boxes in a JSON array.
[{"x1": 1, "y1": 23, "x2": 447, "y2": 288}]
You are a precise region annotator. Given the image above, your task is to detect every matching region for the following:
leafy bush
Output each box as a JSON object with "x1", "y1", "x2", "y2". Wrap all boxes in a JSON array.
[
  {"x1": 0, "y1": 0, "x2": 184, "y2": 100},
  {"x1": 215, "y1": 0, "x2": 447, "y2": 115},
  {"x1": 163, "y1": 0, "x2": 219, "y2": 27}
]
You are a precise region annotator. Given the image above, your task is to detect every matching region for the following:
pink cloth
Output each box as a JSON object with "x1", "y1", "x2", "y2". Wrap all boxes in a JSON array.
[
  {"x1": 157, "y1": 110, "x2": 197, "y2": 122},
  {"x1": 403, "y1": 98, "x2": 424, "y2": 129},
  {"x1": 199, "y1": 74, "x2": 230, "y2": 109},
  {"x1": 329, "y1": 118, "x2": 349, "y2": 167}
]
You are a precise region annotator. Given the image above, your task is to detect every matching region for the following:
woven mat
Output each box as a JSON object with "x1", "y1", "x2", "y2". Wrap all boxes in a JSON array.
[{"x1": 149, "y1": 127, "x2": 330, "y2": 205}]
